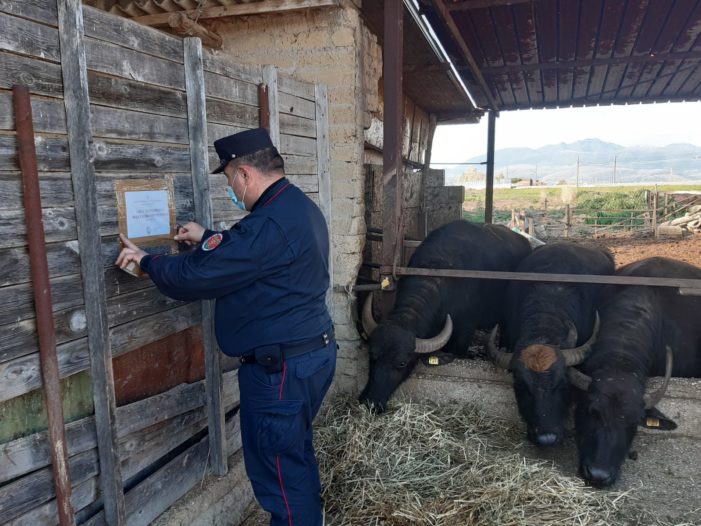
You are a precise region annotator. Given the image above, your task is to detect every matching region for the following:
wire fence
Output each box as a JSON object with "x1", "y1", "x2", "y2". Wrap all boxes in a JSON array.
[{"x1": 511, "y1": 191, "x2": 701, "y2": 239}]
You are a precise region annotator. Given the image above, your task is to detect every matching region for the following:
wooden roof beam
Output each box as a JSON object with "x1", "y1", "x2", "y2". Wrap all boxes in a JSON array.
[
  {"x1": 448, "y1": 0, "x2": 544, "y2": 10},
  {"x1": 133, "y1": 0, "x2": 340, "y2": 27},
  {"x1": 169, "y1": 13, "x2": 223, "y2": 49},
  {"x1": 432, "y1": 0, "x2": 500, "y2": 109}
]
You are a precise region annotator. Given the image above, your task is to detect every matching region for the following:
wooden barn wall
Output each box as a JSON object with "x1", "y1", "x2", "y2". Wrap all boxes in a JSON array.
[
  {"x1": 364, "y1": 98, "x2": 433, "y2": 241},
  {"x1": 0, "y1": 1, "x2": 327, "y2": 524},
  {"x1": 363, "y1": 100, "x2": 439, "y2": 276}
]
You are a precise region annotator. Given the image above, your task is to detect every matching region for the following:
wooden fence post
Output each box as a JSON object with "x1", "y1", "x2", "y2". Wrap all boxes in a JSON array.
[
  {"x1": 664, "y1": 193, "x2": 669, "y2": 217},
  {"x1": 263, "y1": 65, "x2": 280, "y2": 148},
  {"x1": 565, "y1": 204, "x2": 571, "y2": 238},
  {"x1": 653, "y1": 191, "x2": 659, "y2": 238},
  {"x1": 57, "y1": 0, "x2": 126, "y2": 523},
  {"x1": 183, "y1": 37, "x2": 226, "y2": 476}
]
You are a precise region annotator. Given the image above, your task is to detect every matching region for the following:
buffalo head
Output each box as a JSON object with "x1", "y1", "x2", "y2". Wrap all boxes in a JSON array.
[
  {"x1": 572, "y1": 347, "x2": 673, "y2": 487},
  {"x1": 358, "y1": 293, "x2": 453, "y2": 412},
  {"x1": 488, "y1": 314, "x2": 599, "y2": 446}
]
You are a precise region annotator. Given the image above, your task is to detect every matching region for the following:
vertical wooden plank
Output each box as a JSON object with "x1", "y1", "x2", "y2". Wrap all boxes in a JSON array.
[
  {"x1": 381, "y1": 0, "x2": 404, "y2": 317},
  {"x1": 183, "y1": 37, "x2": 227, "y2": 476},
  {"x1": 653, "y1": 191, "x2": 658, "y2": 238},
  {"x1": 315, "y1": 83, "x2": 332, "y2": 309},
  {"x1": 421, "y1": 114, "x2": 438, "y2": 238},
  {"x1": 263, "y1": 65, "x2": 280, "y2": 147},
  {"x1": 56, "y1": 1, "x2": 126, "y2": 524}
]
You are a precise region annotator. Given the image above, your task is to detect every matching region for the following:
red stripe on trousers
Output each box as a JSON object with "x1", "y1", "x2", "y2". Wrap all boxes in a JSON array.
[{"x1": 277, "y1": 362, "x2": 293, "y2": 525}]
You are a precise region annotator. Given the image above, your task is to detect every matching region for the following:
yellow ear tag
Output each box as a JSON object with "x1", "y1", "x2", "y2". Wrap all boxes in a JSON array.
[
  {"x1": 646, "y1": 417, "x2": 660, "y2": 428},
  {"x1": 381, "y1": 277, "x2": 391, "y2": 289},
  {"x1": 428, "y1": 356, "x2": 439, "y2": 366}
]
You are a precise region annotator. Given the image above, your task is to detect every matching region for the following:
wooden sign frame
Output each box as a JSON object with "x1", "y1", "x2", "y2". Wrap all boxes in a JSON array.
[{"x1": 115, "y1": 178, "x2": 177, "y2": 276}]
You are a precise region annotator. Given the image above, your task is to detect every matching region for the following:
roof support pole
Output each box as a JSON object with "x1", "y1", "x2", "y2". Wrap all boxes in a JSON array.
[
  {"x1": 381, "y1": 0, "x2": 404, "y2": 318},
  {"x1": 485, "y1": 109, "x2": 496, "y2": 224}
]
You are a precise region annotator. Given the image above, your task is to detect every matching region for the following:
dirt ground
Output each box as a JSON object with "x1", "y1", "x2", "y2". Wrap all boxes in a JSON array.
[{"x1": 568, "y1": 233, "x2": 701, "y2": 268}]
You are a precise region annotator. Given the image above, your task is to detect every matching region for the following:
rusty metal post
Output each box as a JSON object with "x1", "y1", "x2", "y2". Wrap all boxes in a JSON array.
[
  {"x1": 258, "y1": 83, "x2": 271, "y2": 133},
  {"x1": 380, "y1": 0, "x2": 404, "y2": 318},
  {"x1": 13, "y1": 85, "x2": 76, "y2": 526},
  {"x1": 484, "y1": 110, "x2": 496, "y2": 224}
]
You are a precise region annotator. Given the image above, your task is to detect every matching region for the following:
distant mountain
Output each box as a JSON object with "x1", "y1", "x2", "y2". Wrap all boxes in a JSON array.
[{"x1": 441, "y1": 139, "x2": 701, "y2": 186}]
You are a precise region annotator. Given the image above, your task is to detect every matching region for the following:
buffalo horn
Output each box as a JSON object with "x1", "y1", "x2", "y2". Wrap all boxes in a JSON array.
[
  {"x1": 561, "y1": 312, "x2": 600, "y2": 367},
  {"x1": 567, "y1": 367, "x2": 592, "y2": 391},
  {"x1": 487, "y1": 326, "x2": 512, "y2": 370},
  {"x1": 565, "y1": 321, "x2": 578, "y2": 348},
  {"x1": 362, "y1": 292, "x2": 378, "y2": 335},
  {"x1": 643, "y1": 346, "x2": 673, "y2": 410},
  {"x1": 415, "y1": 315, "x2": 453, "y2": 354}
]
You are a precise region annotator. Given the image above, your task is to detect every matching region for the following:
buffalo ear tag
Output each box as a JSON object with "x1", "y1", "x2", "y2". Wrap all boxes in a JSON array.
[
  {"x1": 428, "y1": 356, "x2": 439, "y2": 366},
  {"x1": 646, "y1": 417, "x2": 660, "y2": 428}
]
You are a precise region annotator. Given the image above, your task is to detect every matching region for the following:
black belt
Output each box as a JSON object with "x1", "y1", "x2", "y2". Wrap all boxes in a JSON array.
[{"x1": 239, "y1": 330, "x2": 333, "y2": 366}]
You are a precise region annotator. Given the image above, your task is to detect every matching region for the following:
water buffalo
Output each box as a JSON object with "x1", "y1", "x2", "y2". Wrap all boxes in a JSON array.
[
  {"x1": 359, "y1": 220, "x2": 532, "y2": 411},
  {"x1": 572, "y1": 257, "x2": 701, "y2": 487},
  {"x1": 488, "y1": 242, "x2": 615, "y2": 446}
]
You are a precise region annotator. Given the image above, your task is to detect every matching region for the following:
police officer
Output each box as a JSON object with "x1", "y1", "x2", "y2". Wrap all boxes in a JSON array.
[{"x1": 116, "y1": 128, "x2": 336, "y2": 526}]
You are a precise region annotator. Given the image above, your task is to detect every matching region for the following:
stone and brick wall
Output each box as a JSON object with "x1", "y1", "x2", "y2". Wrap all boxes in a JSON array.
[
  {"x1": 211, "y1": 1, "x2": 368, "y2": 393},
  {"x1": 211, "y1": 2, "x2": 465, "y2": 395}
]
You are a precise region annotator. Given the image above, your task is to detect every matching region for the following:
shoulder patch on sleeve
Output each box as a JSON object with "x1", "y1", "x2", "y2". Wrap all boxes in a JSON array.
[{"x1": 201, "y1": 232, "x2": 223, "y2": 251}]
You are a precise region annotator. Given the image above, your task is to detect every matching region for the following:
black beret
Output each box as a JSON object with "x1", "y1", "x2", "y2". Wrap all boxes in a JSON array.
[{"x1": 211, "y1": 128, "x2": 276, "y2": 174}]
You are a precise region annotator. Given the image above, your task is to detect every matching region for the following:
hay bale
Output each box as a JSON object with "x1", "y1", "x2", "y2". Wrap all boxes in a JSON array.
[
  {"x1": 657, "y1": 225, "x2": 686, "y2": 237},
  {"x1": 315, "y1": 397, "x2": 673, "y2": 526}
]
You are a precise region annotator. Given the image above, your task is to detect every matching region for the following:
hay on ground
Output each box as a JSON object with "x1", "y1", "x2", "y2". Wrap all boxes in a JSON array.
[{"x1": 314, "y1": 396, "x2": 686, "y2": 526}]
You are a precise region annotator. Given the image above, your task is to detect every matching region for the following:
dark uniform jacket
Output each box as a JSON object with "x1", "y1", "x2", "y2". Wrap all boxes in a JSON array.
[{"x1": 140, "y1": 178, "x2": 332, "y2": 357}]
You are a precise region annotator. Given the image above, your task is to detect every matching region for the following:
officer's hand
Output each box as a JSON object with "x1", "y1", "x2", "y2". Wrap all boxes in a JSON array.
[
  {"x1": 174, "y1": 222, "x2": 205, "y2": 245},
  {"x1": 116, "y1": 234, "x2": 148, "y2": 269}
]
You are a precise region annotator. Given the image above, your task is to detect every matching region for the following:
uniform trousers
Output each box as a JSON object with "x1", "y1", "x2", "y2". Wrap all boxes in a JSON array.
[{"x1": 238, "y1": 339, "x2": 336, "y2": 526}]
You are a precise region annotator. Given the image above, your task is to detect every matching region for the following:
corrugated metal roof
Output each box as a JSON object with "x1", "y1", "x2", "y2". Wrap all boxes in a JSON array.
[
  {"x1": 422, "y1": 0, "x2": 701, "y2": 111},
  {"x1": 82, "y1": 1, "x2": 701, "y2": 115}
]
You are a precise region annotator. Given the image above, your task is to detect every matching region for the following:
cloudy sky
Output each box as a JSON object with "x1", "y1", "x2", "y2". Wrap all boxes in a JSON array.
[{"x1": 430, "y1": 101, "x2": 701, "y2": 164}]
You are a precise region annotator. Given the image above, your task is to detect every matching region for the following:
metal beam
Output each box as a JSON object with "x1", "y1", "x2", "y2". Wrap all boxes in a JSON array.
[
  {"x1": 448, "y1": 0, "x2": 544, "y2": 10},
  {"x1": 14, "y1": 85, "x2": 76, "y2": 526},
  {"x1": 432, "y1": 0, "x2": 500, "y2": 110},
  {"x1": 394, "y1": 266, "x2": 701, "y2": 296},
  {"x1": 482, "y1": 51, "x2": 701, "y2": 74},
  {"x1": 133, "y1": 0, "x2": 339, "y2": 27},
  {"x1": 484, "y1": 110, "x2": 496, "y2": 224},
  {"x1": 381, "y1": 0, "x2": 404, "y2": 317}
]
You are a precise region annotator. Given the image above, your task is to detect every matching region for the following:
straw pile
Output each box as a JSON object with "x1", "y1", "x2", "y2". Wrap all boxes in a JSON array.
[{"x1": 314, "y1": 396, "x2": 676, "y2": 526}]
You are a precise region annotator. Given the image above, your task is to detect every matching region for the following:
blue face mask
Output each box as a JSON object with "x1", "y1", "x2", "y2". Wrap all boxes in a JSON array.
[{"x1": 226, "y1": 172, "x2": 247, "y2": 211}]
